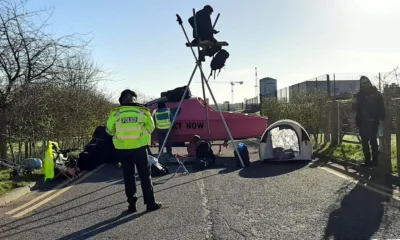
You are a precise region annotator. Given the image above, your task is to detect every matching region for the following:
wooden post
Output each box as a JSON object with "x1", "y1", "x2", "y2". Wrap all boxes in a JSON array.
[
  {"x1": 397, "y1": 104, "x2": 400, "y2": 175},
  {"x1": 324, "y1": 101, "x2": 330, "y2": 144},
  {"x1": 330, "y1": 101, "x2": 339, "y2": 146},
  {"x1": 380, "y1": 91, "x2": 392, "y2": 174}
]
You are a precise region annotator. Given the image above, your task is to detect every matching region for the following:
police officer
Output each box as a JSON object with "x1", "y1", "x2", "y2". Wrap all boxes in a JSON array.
[
  {"x1": 106, "y1": 89, "x2": 162, "y2": 213},
  {"x1": 154, "y1": 101, "x2": 174, "y2": 157}
]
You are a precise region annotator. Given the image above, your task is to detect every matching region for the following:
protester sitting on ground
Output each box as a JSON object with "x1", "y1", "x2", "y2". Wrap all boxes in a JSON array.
[{"x1": 187, "y1": 135, "x2": 201, "y2": 157}]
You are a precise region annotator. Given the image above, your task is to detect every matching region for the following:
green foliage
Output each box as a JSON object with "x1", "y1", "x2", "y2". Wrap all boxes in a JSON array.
[
  {"x1": 261, "y1": 89, "x2": 330, "y2": 136},
  {"x1": 0, "y1": 169, "x2": 42, "y2": 196},
  {"x1": 7, "y1": 85, "x2": 114, "y2": 143}
]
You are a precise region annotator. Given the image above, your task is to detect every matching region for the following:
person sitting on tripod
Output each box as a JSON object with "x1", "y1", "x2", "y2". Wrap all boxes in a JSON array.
[
  {"x1": 154, "y1": 101, "x2": 174, "y2": 157},
  {"x1": 188, "y1": 5, "x2": 220, "y2": 61}
]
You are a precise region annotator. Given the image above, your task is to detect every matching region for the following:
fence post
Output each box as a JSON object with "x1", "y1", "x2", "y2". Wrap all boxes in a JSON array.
[
  {"x1": 380, "y1": 91, "x2": 392, "y2": 175},
  {"x1": 337, "y1": 101, "x2": 342, "y2": 144},
  {"x1": 323, "y1": 99, "x2": 330, "y2": 145},
  {"x1": 327, "y1": 74, "x2": 331, "y2": 97},
  {"x1": 397, "y1": 104, "x2": 400, "y2": 176},
  {"x1": 330, "y1": 100, "x2": 339, "y2": 146}
]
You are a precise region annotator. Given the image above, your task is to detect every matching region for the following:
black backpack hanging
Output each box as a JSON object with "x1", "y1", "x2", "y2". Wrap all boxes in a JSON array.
[{"x1": 210, "y1": 49, "x2": 230, "y2": 79}]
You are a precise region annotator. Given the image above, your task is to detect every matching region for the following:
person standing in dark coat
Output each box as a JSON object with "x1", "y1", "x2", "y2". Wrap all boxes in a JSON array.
[{"x1": 352, "y1": 76, "x2": 385, "y2": 167}]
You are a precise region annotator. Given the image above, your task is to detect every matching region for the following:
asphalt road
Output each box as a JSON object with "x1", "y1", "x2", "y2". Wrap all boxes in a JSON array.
[{"x1": 1, "y1": 143, "x2": 400, "y2": 240}]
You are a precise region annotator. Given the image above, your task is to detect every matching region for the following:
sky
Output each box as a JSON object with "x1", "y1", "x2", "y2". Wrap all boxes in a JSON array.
[{"x1": 26, "y1": 0, "x2": 400, "y2": 103}]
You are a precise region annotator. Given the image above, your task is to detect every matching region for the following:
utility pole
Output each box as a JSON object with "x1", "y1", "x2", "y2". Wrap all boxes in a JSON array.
[
  {"x1": 230, "y1": 81, "x2": 244, "y2": 104},
  {"x1": 379, "y1": 72, "x2": 381, "y2": 92},
  {"x1": 255, "y1": 67, "x2": 258, "y2": 98},
  {"x1": 193, "y1": 81, "x2": 244, "y2": 105}
]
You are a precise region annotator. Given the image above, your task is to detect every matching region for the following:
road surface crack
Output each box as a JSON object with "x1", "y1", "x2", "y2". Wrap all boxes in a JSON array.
[
  {"x1": 221, "y1": 216, "x2": 249, "y2": 239},
  {"x1": 197, "y1": 172, "x2": 215, "y2": 240}
]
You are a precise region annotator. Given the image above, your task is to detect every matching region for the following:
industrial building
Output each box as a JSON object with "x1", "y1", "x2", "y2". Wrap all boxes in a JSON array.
[
  {"x1": 277, "y1": 80, "x2": 360, "y2": 102},
  {"x1": 259, "y1": 77, "x2": 277, "y2": 98}
]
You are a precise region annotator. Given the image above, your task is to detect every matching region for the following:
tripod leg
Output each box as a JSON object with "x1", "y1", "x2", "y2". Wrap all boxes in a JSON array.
[
  {"x1": 156, "y1": 64, "x2": 199, "y2": 161},
  {"x1": 201, "y1": 71, "x2": 212, "y2": 141},
  {"x1": 190, "y1": 9, "x2": 211, "y2": 141},
  {"x1": 175, "y1": 11, "x2": 245, "y2": 167},
  {"x1": 199, "y1": 67, "x2": 246, "y2": 168}
]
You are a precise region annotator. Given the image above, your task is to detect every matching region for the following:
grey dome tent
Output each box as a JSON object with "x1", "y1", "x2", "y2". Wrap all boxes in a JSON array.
[{"x1": 259, "y1": 119, "x2": 313, "y2": 161}]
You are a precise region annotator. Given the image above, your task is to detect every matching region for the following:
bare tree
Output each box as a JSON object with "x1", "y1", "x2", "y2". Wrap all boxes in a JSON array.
[
  {"x1": 53, "y1": 49, "x2": 108, "y2": 91},
  {"x1": 0, "y1": 0, "x2": 89, "y2": 158}
]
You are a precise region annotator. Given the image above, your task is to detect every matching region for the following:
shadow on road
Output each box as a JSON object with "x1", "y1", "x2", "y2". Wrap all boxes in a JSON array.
[
  {"x1": 30, "y1": 163, "x2": 124, "y2": 194},
  {"x1": 0, "y1": 172, "x2": 220, "y2": 239},
  {"x1": 55, "y1": 211, "x2": 148, "y2": 240},
  {"x1": 0, "y1": 200, "x2": 127, "y2": 239},
  {"x1": 238, "y1": 160, "x2": 310, "y2": 179},
  {"x1": 323, "y1": 170, "x2": 393, "y2": 240}
]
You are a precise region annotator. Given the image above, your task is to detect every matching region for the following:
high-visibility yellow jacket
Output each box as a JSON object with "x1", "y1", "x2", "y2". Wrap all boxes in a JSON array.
[
  {"x1": 154, "y1": 108, "x2": 173, "y2": 129},
  {"x1": 43, "y1": 141, "x2": 59, "y2": 181},
  {"x1": 106, "y1": 105, "x2": 155, "y2": 149}
]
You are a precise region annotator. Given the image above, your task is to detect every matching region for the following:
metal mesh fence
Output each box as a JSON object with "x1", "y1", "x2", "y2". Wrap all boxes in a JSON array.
[
  {"x1": 277, "y1": 87, "x2": 288, "y2": 103},
  {"x1": 244, "y1": 96, "x2": 259, "y2": 112},
  {"x1": 273, "y1": 70, "x2": 399, "y2": 102}
]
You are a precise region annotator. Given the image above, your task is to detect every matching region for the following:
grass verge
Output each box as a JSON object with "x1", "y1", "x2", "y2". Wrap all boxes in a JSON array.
[
  {"x1": 313, "y1": 135, "x2": 398, "y2": 173},
  {"x1": 0, "y1": 169, "x2": 43, "y2": 197}
]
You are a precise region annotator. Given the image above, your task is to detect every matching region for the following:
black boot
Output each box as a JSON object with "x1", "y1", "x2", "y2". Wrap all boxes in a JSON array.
[
  {"x1": 199, "y1": 50, "x2": 206, "y2": 62},
  {"x1": 146, "y1": 202, "x2": 162, "y2": 212},
  {"x1": 361, "y1": 162, "x2": 371, "y2": 168},
  {"x1": 360, "y1": 158, "x2": 372, "y2": 167},
  {"x1": 371, "y1": 151, "x2": 379, "y2": 167},
  {"x1": 128, "y1": 197, "x2": 138, "y2": 213}
]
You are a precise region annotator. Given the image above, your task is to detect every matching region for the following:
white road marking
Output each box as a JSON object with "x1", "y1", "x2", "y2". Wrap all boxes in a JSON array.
[
  {"x1": 11, "y1": 164, "x2": 105, "y2": 218},
  {"x1": 246, "y1": 139, "x2": 400, "y2": 201},
  {"x1": 319, "y1": 166, "x2": 400, "y2": 201},
  {"x1": 6, "y1": 179, "x2": 73, "y2": 215}
]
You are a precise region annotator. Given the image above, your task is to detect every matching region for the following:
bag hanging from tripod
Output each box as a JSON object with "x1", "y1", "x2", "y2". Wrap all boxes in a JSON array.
[{"x1": 210, "y1": 49, "x2": 230, "y2": 79}]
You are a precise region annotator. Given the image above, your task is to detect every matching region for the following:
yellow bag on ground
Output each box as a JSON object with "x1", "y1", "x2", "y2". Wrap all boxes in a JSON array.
[{"x1": 43, "y1": 141, "x2": 59, "y2": 181}]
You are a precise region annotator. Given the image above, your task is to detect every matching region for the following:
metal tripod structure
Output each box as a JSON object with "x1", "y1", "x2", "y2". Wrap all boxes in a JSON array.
[{"x1": 156, "y1": 8, "x2": 245, "y2": 170}]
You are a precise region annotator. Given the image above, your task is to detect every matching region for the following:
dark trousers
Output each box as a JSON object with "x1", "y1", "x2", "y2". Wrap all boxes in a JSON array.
[
  {"x1": 359, "y1": 120, "x2": 379, "y2": 163},
  {"x1": 157, "y1": 129, "x2": 172, "y2": 155},
  {"x1": 117, "y1": 146, "x2": 155, "y2": 205},
  {"x1": 193, "y1": 29, "x2": 215, "y2": 42}
]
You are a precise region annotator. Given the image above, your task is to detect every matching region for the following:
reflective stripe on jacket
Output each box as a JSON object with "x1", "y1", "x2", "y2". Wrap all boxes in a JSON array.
[
  {"x1": 106, "y1": 105, "x2": 154, "y2": 149},
  {"x1": 155, "y1": 108, "x2": 172, "y2": 129}
]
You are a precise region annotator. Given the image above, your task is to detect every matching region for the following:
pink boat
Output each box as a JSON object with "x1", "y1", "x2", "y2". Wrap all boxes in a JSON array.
[{"x1": 149, "y1": 97, "x2": 268, "y2": 146}]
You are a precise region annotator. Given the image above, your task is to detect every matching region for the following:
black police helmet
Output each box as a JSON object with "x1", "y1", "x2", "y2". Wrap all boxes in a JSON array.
[
  {"x1": 157, "y1": 101, "x2": 166, "y2": 109},
  {"x1": 119, "y1": 89, "x2": 137, "y2": 105}
]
